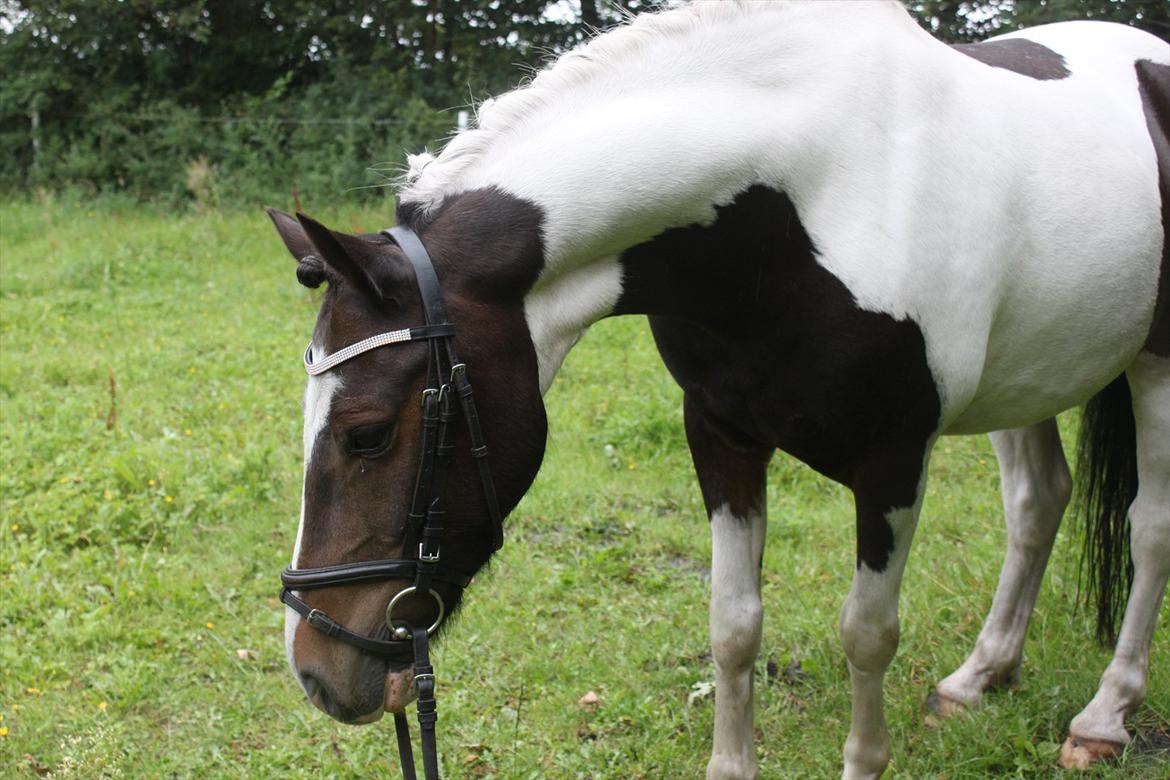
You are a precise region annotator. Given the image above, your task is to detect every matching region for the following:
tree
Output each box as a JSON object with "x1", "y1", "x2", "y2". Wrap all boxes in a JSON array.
[{"x1": 910, "y1": 0, "x2": 1169, "y2": 43}]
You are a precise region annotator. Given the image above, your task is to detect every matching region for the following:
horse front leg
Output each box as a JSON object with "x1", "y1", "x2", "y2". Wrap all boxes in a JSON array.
[
  {"x1": 684, "y1": 395, "x2": 773, "y2": 780},
  {"x1": 839, "y1": 448, "x2": 931, "y2": 780}
]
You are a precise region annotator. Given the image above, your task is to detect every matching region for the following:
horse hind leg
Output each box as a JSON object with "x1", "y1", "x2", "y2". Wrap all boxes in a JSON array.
[
  {"x1": 683, "y1": 395, "x2": 772, "y2": 780},
  {"x1": 1062, "y1": 352, "x2": 1170, "y2": 767},
  {"x1": 931, "y1": 419, "x2": 1071, "y2": 716}
]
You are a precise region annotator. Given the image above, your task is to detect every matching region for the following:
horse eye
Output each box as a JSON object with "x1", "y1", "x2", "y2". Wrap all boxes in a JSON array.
[{"x1": 346, "y1": 422, "x2": 396, "y2": 458}]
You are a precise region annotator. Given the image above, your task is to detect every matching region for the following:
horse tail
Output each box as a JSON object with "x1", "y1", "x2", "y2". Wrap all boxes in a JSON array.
[{"x1": 1075, "y1": 374, "x2": 1139, "y2": 646}]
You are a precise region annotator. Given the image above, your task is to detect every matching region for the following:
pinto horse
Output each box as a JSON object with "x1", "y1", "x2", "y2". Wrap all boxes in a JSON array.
[{"x1": 270, "y1": 2, "x2": 1169, "y2": 777}]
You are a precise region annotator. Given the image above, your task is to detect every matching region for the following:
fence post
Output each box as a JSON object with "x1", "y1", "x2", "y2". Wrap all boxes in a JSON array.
[{"x1": 30, "y1": 100, "x2": 41, "y2": 174}]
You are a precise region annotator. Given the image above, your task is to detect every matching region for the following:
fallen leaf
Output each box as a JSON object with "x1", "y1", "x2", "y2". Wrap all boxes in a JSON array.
[
  {"x1": 578, "y1": 690, "x2": 600, "y2": 709},
  {"x1": 688, "y1": 680, "x2": 715, "y2": 706}
]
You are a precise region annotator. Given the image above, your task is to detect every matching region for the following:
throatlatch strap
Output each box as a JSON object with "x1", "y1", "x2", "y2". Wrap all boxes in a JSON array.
[{"x1": 449, "y1": 367, "x2": 504, "y2": 550}]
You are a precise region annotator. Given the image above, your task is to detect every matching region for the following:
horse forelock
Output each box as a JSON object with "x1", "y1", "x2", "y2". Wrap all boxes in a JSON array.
[{"x1": 397, "y1": 1, "x2": 909, "y2": 216}]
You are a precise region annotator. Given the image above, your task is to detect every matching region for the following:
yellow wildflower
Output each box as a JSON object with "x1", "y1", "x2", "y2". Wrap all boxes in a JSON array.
[
  {"x1": 25, "y1": 687, "x2": 40, "y2": 696},
  {"x1": 0, "y1": 726, "x2": 8, "y2": 737},
  {"x1": 9, "y1": 524, "x2": 16, "y2": 532},
  {"x1": 148, "y1": 479, "x2": 156, "y2": 486},
  {"x1": 97, "y1": 701, "x2": 107, "y2": 712},
  {"x1": 205, "y1": 622, "x2": 215, "y2": 630},
  {"x1": 184, "y1": 429, "x2": 193, "y2": 436},
  {"x1": 164, "y1": 496, "x2": 174, "y2": 503}
]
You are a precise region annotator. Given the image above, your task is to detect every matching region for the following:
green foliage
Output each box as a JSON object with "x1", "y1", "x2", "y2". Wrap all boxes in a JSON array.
[
  {"x1": 0, "y1": 0, "x2": 658, "y2": 206},
  {"x1": 2, "y1": 200, "x2": 1168, "y2": 777},
  {"x1": 910, "y1": 0, "x2": 1170, "y2": 43}
]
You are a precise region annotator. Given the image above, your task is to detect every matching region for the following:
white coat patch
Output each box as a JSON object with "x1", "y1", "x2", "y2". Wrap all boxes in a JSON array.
[{"x1": 285, "y1": 368, "x2": 342, "y2": 673}]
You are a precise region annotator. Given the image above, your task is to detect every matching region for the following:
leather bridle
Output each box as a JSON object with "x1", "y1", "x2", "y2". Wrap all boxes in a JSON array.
[{"x1": 280, "y1": 225, "x2": 503, "y2": 780}]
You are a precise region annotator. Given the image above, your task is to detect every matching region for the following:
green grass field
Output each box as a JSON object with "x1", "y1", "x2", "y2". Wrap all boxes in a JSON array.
[{"x1": 2, "y1": 196, "x2": 1167, "y2": 778}]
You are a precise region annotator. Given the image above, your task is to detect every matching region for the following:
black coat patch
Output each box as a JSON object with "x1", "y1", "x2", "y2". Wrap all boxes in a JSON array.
[
  {"x1": 1136, "y1": 59, "x2": 1170, "y2": 357},
  {"x1": 615, "y1": 187, "x2": 941, "y2": 570},
  {"x1": 952, "y1": 38, "x2": 1071, "y2": 80}
]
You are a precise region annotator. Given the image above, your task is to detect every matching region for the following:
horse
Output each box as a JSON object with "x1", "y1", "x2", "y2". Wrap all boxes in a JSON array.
[{"x1": 269, "y1": 2, "x2": 1169, "y2": 778}]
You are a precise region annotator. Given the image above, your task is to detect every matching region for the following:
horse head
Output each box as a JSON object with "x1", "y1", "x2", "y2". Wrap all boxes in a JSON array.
[{"x1": 268, "y1": 194, "x2": 546, "y2": 724}]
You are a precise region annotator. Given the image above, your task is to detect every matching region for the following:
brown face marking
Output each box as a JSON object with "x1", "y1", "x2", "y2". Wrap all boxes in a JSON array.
[
  {"x1": 616, "y1": 186, "x2": 940, "y2": 571},
  {"x1": 952, "y1": 38, "x2": 1071, "y2": 80},
  {"x1": 1136, "y1": 59, "x2": 1170, "y2": 356}
]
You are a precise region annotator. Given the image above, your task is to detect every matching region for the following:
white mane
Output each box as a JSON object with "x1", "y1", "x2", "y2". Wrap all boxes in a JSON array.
[{"x1": 397, "y1": 1, "x2": 906, "y2": 214}]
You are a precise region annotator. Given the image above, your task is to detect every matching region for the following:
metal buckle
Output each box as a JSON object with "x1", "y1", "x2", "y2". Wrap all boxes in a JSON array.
[
  {"x1": 386, "y1": 586, "x2": 445, "y2": 636},
  {"x1": 420, "y1": 387, "x2": 438, "y2": 407},
  {"x1": 306, "y1": 608, "x2": 337, "y2": 636},
  {"x1": 418, "y1": 542, "x2": 441, "y2": 563},
  {"x1": 449, "y1": 363, "x2": 466, "y2": 379}
]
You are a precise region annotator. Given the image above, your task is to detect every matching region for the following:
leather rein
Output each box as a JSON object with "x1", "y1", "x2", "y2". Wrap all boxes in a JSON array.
[{"x1": 280, "y1": 225, "x2": 503, "y2": 780}]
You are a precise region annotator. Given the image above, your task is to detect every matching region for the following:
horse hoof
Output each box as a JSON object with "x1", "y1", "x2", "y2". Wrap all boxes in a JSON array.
[
  {"x1": 1058, "y1": 735, "x2": 1124, "y2": 769},
  {"x1": 924, "y1": 690, "x2": 967, "y2": 728}
]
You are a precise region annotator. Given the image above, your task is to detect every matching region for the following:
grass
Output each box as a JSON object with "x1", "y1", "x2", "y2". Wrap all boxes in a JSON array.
[{"x1": 1, "y1": 195, "x2": 1167, "y2": 779}]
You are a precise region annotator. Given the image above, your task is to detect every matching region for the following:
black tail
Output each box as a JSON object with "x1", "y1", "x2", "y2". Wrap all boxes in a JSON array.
[{"x1": 1075, "y1": 374, "x2": 1139, "y2": 646}]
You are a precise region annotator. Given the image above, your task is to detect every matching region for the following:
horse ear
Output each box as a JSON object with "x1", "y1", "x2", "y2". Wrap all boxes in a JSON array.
[
  {"x1": 265, "y1": 207, "x2": 326, "y2": 288},
  {"x1": 294, "y1": 212, "x2": 413, "y2": 303}
]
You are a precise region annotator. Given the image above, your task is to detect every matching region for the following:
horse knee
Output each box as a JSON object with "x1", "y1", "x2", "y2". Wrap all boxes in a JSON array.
[
  {"x1": 840, "y1": 606, "x2": 899, "y2": 674},
  {"x1": 711, "y1": 599, "x2": 763, "y2": 670}
]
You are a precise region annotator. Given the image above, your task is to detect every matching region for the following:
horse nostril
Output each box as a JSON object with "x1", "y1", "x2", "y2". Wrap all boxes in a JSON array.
[
  {"x1": 300, "y1": 671, "x2": 372, "y2": 723},
  {"x1": 300, "y1": 672, "x2": 323, "y2": 702}
]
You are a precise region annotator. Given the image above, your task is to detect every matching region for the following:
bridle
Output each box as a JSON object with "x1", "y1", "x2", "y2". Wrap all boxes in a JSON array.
[{"x1": 280, "y1": 225, "x2": 503, "y2": 780}]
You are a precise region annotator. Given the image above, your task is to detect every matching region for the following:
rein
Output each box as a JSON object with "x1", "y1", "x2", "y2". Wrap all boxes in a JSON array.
[{"x1": 280, "y1": 225, "x2": 503, "y2": 780}]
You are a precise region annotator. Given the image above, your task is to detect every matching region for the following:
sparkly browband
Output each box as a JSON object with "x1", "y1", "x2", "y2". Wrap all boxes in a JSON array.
[{"x1": 303, "y1": 324, "x2": 456, "y2": 376}]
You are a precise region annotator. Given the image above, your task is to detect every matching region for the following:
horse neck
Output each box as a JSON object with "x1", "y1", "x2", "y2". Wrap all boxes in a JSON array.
[{"x1": 413, "y1": 3, "x2": 937, "y2": 391}]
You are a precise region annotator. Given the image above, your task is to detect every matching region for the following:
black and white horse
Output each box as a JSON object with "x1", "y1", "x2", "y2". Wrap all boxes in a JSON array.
[{"x1": 270, "y1": 2, "x2": 1169, "y2": 777}]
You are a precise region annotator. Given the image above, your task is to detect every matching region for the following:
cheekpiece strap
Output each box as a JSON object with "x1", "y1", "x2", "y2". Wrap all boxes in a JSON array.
[{"x1": 384, "y1": 226, "x2": 450, "y2": 327}]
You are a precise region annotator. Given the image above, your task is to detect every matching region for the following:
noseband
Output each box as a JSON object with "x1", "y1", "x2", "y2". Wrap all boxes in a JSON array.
[{"x1": 280, "y1": 225, "x2": 503, "y2": 780}]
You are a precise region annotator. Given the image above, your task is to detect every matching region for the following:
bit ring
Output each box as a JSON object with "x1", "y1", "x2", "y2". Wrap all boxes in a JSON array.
[{"x1": 386, "y1": 586, "x2": 445, "y2": 638}]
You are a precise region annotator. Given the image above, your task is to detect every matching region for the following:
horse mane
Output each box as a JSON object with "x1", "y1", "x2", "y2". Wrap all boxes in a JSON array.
[{"x1": 399, "y1": 0, "x2": 890, "y2": 215}]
